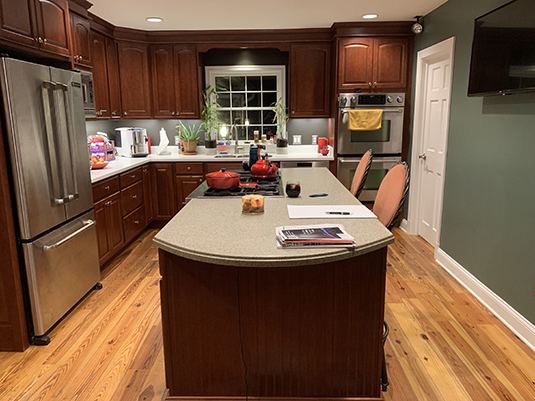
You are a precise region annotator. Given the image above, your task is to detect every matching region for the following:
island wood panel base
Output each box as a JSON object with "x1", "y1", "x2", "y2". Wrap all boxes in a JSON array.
[{"x1": 159, "y1": 248, "x2": 388, "y2": 401}]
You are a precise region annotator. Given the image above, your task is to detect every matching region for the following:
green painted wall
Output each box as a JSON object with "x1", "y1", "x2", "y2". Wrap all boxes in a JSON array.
[{"x1": 414, "y1": 0, "x2": 535, "y2": 324}]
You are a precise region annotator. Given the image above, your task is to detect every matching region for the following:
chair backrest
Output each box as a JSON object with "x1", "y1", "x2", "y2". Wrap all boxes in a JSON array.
[
  {"x1": 372, "y1": 162, "x2": 410, "y2": 229},
  {"x1": 350, "y1": 149, "x2": 373, "y2": 198}
]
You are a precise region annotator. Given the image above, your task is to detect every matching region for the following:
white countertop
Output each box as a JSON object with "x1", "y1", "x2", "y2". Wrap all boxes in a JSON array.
[{"x1": 90, "y1": 145, "x2": 334, "y2": 183}]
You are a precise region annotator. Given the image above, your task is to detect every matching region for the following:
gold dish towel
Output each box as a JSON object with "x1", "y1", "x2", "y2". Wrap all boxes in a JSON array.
[{"x1": 348, "y1": 109, "x2": 383, "y2": 131}]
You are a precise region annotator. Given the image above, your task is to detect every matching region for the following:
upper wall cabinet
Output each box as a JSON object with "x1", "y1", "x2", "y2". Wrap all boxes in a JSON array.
[
  {"x1": 70, "y1": 12, "x2": 91, "y2": 67},
  {"x1": 338, "y1": 37, "x2": 408, "y2": 92},
  {"x1": 151, "y1": 44, "x2": 200, "y2": 119},
  {"x1": 105, "y1": 37, "x2": 122, "y2": 119},
  {"x1": 117, "y1": 41, "x2": 152, "y2": 119},
  {"x1": 0, "y1": 0, "x2": 71, "y2": 58},
  {"x1": 290, "y1": 43, "x2": 331, "y2": 118}
]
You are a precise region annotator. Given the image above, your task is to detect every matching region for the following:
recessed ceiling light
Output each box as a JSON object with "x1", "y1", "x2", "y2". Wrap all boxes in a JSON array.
[
  {"x1": 362, "y1": 14, "x2": 378, "y2": 19},
  {"x1": 146, "y1": 17, "x2": 163, "y2": 23}
]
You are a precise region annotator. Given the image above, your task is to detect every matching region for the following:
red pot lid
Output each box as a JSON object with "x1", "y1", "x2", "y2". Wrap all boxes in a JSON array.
[{"x1": 206, "y1": 169, "x2": 241, "y2": 179}]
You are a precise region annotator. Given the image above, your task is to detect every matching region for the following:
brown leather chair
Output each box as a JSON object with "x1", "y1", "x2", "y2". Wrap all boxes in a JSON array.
[
  {"x1": 372, "y1": 161, "x2": 410, "y2": 391},
  {"x1": 350, "y1": 149, "x2": 373, "y2": 199}
]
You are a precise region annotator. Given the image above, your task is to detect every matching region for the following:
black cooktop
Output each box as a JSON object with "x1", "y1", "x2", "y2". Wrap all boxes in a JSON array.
[{"x1": 203, "y1": 169, "x2": 283, "y2": 197}]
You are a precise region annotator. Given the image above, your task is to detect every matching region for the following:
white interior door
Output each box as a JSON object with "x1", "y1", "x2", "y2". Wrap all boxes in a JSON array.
[{"x1": 406, "y1": 37, "x2": 455, "y2": 249}]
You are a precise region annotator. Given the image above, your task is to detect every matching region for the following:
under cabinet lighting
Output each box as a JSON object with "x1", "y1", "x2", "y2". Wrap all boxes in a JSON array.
[
  {"x1": 362, "y1": 14, "x2": 378, "y2": 19},
  {"x1": 146, "y1": 17, "x2": 163, "y2": 23}
]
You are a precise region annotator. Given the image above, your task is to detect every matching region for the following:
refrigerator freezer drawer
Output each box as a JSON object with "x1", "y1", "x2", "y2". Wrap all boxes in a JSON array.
[{"x1": 22, "y1": 211, "x2": 100, "y2": 337}]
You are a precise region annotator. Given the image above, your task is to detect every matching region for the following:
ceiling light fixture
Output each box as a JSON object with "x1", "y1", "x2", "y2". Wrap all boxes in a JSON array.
[
  {"x1": 146, "y1": 17, "x2": 163, "y2": 23},
  {"x1": 411, "y1": 16, "x2": 423, "y2": 34},
  {"x1": 362, "y1": 14, "x2": 378, "y2": 19}
]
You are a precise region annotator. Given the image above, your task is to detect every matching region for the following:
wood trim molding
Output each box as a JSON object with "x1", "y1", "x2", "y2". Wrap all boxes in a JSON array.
[
  {"x1": 332, "y1": 21, "x2": 414, "y2": 37},
  {"x1": 435, "y1": 247, "x2": 535, "y2": 354},
  {"x1": 88, "y1": 12, "x2": 115, "y2": 37}
]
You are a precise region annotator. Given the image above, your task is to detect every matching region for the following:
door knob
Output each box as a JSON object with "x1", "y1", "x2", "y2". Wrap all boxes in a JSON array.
[{"x1": 419, "y1": 153, "x2": 427, "y2": 160}]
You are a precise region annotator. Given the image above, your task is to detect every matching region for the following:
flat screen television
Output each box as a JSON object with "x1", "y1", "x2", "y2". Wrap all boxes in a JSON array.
[{"x1": 468, "y1": 0, "x2": 535, "y2": 96}]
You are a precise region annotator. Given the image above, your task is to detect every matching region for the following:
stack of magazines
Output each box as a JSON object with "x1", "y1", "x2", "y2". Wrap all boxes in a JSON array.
[{"x1": 276, "y1": 224, "x2": 356, "y2": 248}]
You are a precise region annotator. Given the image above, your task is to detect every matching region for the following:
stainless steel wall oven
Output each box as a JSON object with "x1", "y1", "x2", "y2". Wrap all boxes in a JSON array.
[{"x1": 336, "y1": 93, "x2": 405, "y2": 201}]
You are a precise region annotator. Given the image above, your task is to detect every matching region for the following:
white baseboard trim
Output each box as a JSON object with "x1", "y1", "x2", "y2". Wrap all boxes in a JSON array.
[
  {"x1": 400, "y1": 218, "x2": 410, "y2": 233},
  {"x1": 435, "y1": 248, "x2": 535, "y2": 353}
]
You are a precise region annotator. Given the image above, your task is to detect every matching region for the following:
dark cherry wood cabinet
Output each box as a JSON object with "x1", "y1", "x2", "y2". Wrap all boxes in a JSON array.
[
  {"x1": 290, "y1": 43, "x2": 331, "y2": 117},
  {"x1": 94, "y1": 191, "x2": 124, "y2": 268},
  {"x1": 151, "y1": 44, "x2": 200, "y2": 119},
  {"x1": 0, "y1": 0, "x2": 39, "y2": 48},
  {"x1": 142, "y1": 165, "x2": 154, "y2": 224},
  {"x1": 0, "y1": 123, "x2": 28, "y2": 352},
  {"x1": 175, "y1": 175, "x2": 203, "y2": 210},
  {"x1": 117, "y1": 41, "x2": 152, "y2": 118},
  {"x1": 151, "y1": 163, "x2": 177, "y2": 220},
  {"x1": 90, "y1": 30, "x2": 110, "y2": 118},
  {"x1": 338, "y1": 37, "x2": 408, "y2": 92},
  {"x1": 70, "y1": 12, "x2": 91, "y2": 66},
  {"x1": 105, "y1": 37, "x2": 121, "y2": 119},
  {"x1": 0, "y1": 0, "x2": 71, "y2": 57}
]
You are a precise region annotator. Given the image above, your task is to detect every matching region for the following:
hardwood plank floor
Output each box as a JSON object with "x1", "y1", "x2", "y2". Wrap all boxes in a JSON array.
[{"x1": 1, "y1": 228, "x2": 534, "y2": 400}]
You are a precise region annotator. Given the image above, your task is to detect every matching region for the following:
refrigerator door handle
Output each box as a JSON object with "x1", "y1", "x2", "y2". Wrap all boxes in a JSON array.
[
  {"x1": 40, "y1": 219, "x2": 95, "y2": 251},
  {"x1": 57, "y1": 82, "x2": 79, "y2": 202},
  {"x1": 42, "y1": 81, "x2": 68, "y2": 206}
]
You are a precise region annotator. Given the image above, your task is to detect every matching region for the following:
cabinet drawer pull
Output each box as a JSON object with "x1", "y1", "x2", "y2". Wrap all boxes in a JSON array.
[
  {"x1": 131, "y1": 174, "x2": 136, "y2": 178},
  {"x1": 133, "y1": 220, "x2": 140, "y2": 225},
  {"x1": 104, "y1": 185, "x2": 110, "y2": 190},
  {"x1": 132, "y1": 195, "x2": 137, "y2": 199}
]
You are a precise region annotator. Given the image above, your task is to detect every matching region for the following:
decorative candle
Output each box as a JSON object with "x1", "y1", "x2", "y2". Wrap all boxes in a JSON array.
[{"x1": 242, "y1": 194, "x2": 264, "y2": 214}]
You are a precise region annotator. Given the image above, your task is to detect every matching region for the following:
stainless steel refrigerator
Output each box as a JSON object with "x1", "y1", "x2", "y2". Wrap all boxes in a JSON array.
[{"x1": 0, "y1": 57, "x2": 101, "y2": 344}]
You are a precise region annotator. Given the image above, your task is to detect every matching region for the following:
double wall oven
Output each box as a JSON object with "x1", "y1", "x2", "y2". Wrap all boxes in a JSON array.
[{"x1": 337, "y1": 93, "x2": 405, "y2": 202}]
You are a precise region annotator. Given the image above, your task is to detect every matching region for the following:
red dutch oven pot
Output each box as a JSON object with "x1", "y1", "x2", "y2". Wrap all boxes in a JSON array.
[
  {"x1": 251, "y1": 158, "x2": 278, "y2": 178},
  {"x1": 206, "y1": 169, "x2": 241, "y2": 190}
]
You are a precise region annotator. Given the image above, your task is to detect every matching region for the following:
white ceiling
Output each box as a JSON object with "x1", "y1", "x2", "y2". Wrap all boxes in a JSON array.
[{"x1": 89, "y1": 0, "x2": 448, "y2": 31}]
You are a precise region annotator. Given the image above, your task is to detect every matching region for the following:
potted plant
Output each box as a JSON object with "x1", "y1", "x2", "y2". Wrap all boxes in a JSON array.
[
  {"x1": 272, "y1": 97, "x2": 289, "y2": 153},
  {"x1": 177, "y1": 121, "x2": 202, "y2": 155},
  {"x1": 201, "y1": 86, "x2": 222, "y2": 155}
]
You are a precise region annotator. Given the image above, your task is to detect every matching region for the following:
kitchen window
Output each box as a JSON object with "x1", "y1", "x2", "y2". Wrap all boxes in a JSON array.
[{"x1": 205, "y1": 66, "x2": 286, "y2": 141}]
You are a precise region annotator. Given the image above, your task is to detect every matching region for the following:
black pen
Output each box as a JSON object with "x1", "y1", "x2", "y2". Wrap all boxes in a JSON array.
[{"x1": 325, "y1": 211, "x2": 351, "y2": 215}]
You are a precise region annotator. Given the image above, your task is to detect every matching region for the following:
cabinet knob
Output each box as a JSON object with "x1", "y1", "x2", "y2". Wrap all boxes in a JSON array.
[
  {"x1": 124, "y1": 111, "x2": 128, "y2": 116},
  {"x1": 104, "y1": 185, "x2": 110, "y2": 190},
  {"x1": 38, "y1": 37, "x2": 43, "y2": 44},
  {"x1": 172, "y1": 111, "x2": 175, "y2": 116},
  {"x1": 112, "y1": 110, "x2": 116, "y2": 115},
  {"x1": 292, "y1": 111, "x2": 295, "y2": 115},
  {"x1": 133, "y1": 220, "x2": 140, "y2": 225},
  {"x1": 176, "y1": 111, "x2": 179, "y2": 116},
  {"x1": 187, "y1": 166, "x2": 191, "y2": 170},
  {"x1": 199, "y1": 178, "x2": 202, "y2": 182},
  {"x1": 374, "y1": 82, "x2": 377, "y2": 87},
  {"x1": 43, "y1": 38, "x2": 47, "y2": 44},
  {"x1": 131, "y1": 174, "x2": 136, "y2": 178},
  {"x1": 132, "y1": 195, "x2": 137, "y2": 199}
]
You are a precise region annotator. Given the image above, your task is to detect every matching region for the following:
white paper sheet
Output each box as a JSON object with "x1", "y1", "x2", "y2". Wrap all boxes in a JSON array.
[{"x1": 287, "y1": 205, "x2": 377, "y2": 219}]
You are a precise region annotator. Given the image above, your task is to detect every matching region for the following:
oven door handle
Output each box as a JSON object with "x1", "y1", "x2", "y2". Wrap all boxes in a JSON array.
[
  {"x1": 338, "y1": 158, "x2": 402, "y2": 164},
  {"x1": 340, "y1": 108, "x2": 403, "y2": 115}
]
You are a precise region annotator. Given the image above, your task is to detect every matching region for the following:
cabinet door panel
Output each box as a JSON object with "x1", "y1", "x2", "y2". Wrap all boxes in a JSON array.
[
  {"x1": 151, "y1": 163, "x2": 177, "y2": 220},
  {"x1": 174, "y1": 45, "x2": 200, "y2": 118},
  {"x1": 71, "y1": 13, "x2": 91, "y2": 65},
  {"x1": 338, "y1": 38, "x2": 373, "y2": 91},
  {"x1": 105, "y1": 37, "x2": 121, "y2": 119},
  {"x1": 94, "y1": 198, "x2": 111, "y2": 266},
  {"x1": 290, "y1": 43, "x2": 331, "y2": 117},
  {"x1": 373, "y1": 37, "x2": 408, "y2": 90},
  {"x1": 175, "y1": 175, "x2": 203, "y2": 211},
  {"x1": 118, "y1": 42, "x2": 152, "y2": 118},
  {"x1": 0, "y1": 0, "x2": 37, "y2": 47},
  {"x1": 107, "y1": 192, "x2": 125, "y2": 256},
  {"x1": 151, "y1": 45, "x2": 176, "y2": 118},
  {"x1": 37, "y1": 0, "x2": 71, "y2": 56},
  {"x1": 90, "y1": 30, "x2": 110, "y2": 118}
]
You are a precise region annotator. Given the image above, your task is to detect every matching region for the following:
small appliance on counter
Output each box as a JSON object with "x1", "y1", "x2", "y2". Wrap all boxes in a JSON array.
[{"x1": 115, "y1": 127, "x2": 149, "y2": 157}]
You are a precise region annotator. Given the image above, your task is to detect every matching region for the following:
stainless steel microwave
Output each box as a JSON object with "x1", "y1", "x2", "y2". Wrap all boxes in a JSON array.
[{"x1": 79, "y1": 70, "x2": 96, "y2": 118}]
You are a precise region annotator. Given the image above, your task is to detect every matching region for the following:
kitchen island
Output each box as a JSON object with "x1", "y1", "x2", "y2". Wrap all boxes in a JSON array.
[{"x1": 153, "y1": 168, "x2": 394, "y2": 401}]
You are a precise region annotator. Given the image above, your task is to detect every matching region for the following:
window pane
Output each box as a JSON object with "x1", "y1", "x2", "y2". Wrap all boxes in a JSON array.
[
  {"x1": 262, "y1": 109, "x2": 276, "y2": 124},
  {"x1": 232, "y1": 93, "x2": 246, "y2": 107},
  {"x1": 264, "y1": 125, "x2": 277, "y2": 136},
  {"x1": 218, "y1": 93, "x2": 230, "y2": 107},
  {"x1": 247, "y1": 76, "x2": 261, "y2": 90},
  {"x1": 247, "y1": 92, "x2": 261, "y2": 107},
  {"x1": 262, "y1": 76, "x2": 277, "y2": 91},
  {"x1": 247, "y1": 110, "x2": 261, "y2": 125},
  {"x1": 231, "y1": 76, "x2": 245, "y2": 91},
  {"x1": 215, "y1": 76, "x2": 230, "y2": 91},
  {"x1": 249, "y1": 125, "x2": 261, "y2": 136},
  {"x1": 236, "y1": 125, "x2": 246, "y2": 140},
  {"x1": 263, "y1": 92, "x2": 277, "y2": 107},
  {"x1": 219, "y1": 110, "x2": 231, "y2": 125},
  {"x1": 231, "y1": 110, "x2": 245, "y2": 125}
]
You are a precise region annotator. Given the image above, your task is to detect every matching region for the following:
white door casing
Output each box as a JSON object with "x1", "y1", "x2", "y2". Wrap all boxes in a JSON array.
[{"x1": 404, "y1": 37, "x2": 455, "y2": 249}]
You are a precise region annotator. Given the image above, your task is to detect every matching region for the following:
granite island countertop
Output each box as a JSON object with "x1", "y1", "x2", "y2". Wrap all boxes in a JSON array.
[{"x1": 153, "y1": 167, "x2": 394, "y2": 267}]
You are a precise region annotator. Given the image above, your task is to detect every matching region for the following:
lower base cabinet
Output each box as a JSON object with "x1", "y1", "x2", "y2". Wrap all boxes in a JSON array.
[
  {"x1": 175, "y1": 175, "x2": 203, "y2": 210},
  {"x1": 94, "y1": 192, "x2": 124, "y2": 267},
  {"x1": 123, "y1": 205, "x2": 146, "y2": 244}
]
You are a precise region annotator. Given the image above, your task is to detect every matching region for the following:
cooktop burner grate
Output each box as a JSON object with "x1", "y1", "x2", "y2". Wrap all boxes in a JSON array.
[{"x1": 203, "y1": 169, "x2": 284, "y2": 197}]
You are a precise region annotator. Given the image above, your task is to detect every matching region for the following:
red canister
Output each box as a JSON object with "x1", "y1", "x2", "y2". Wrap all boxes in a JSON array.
[{"x1": 318, "y1": 138, "x2": 328, "y2": 153}]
